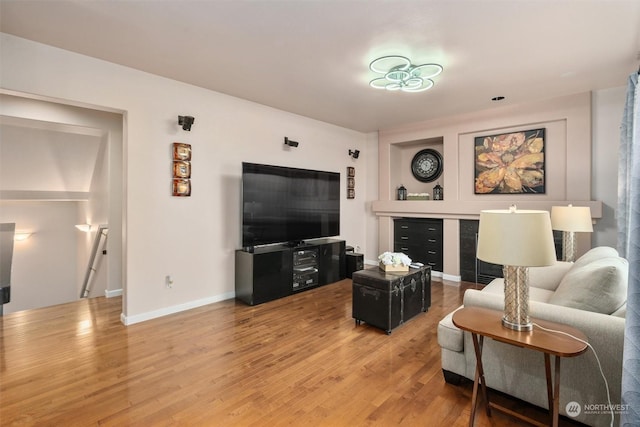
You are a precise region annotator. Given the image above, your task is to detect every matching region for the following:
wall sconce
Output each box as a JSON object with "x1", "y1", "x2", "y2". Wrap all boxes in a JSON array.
[
  {"x1": 178, "y1": 115, "x2": 195, "y2": 131},
  {"x1": 75, "y1": 223, "x2": 92, "y2": 232},
  {"x1": 349, "y1": 149, "x2": 360, "y2": 159},
  {"x1": 284, "y1": 137, "x2": 299, "y2": 147},
  {"x1": 14, "y1": 232, "x2": 32, "y2": 241}
]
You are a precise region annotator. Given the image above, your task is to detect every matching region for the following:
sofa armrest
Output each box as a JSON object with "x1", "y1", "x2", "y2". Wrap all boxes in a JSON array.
[
  {"x1": 463, "y1": 289, "x2": 625, "y2": 409},
  {"x1": 527, "y1": 261, "x2": 573, "y2": 291}
]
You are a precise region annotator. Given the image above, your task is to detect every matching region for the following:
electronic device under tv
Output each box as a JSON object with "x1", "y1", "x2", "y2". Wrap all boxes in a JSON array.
[{"x1": 242, "y1": 162, "x2": 340, "y2": 248}]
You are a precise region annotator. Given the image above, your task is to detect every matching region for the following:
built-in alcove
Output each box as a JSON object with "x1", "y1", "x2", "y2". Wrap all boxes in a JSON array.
[
  {"x1": 389, "y1": 136, "x2": 444, "y2": 200},
  {"x1": 376, "y1": 92, "x2": 602, "y2": 280}
]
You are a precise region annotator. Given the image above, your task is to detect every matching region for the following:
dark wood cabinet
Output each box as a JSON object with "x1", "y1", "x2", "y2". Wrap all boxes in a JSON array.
[
  {"x1": 317, "y1": 240, "x2": 346, "y2": 285},
  {"x1": 393, "y1": 218, "x2": 443, "y2": 272},
  {"x1": 236, "y1": 248, "x2": 293, "y2": 305},
  {"x1": 235, "y1": 238, "x2": 346, "y2": 305}
]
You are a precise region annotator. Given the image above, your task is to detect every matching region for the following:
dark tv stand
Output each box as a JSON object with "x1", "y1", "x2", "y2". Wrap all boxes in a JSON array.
[{"x1": 235, "y1": 238, "x2": 346, "y2": 305}]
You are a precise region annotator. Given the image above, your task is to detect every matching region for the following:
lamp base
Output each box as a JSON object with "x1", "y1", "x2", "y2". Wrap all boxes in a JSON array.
[
  {"x1": 502, "y1": 265, "x2": 533, "y2": 332},
  {"x1": 501, "y1": 316, "x2": 533, "y2": 331},
  {"x1": 562, "y1": 231, "x2": 577, "y2": 262}
]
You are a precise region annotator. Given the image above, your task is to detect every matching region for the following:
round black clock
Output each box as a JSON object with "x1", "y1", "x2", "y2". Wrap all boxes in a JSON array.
[{"x1": 411, "y1": 149, "x2": 443, "y2": 182}]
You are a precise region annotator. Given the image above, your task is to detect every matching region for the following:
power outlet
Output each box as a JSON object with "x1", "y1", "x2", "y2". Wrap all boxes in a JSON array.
[{"x1": 165, "y1": 275, "x2": 173, "y2": 289}]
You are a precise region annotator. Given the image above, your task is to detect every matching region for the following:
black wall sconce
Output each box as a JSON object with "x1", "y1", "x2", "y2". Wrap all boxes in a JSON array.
[
  {"x1": 284, "y1": 137, "x2": 299, "y2": 147},
  {"x1": 178, "y1": 115, "x2": 195, "y2": 131},
  {"x1": 349, "y1": 149, "x2": 360, "y2": 159}
]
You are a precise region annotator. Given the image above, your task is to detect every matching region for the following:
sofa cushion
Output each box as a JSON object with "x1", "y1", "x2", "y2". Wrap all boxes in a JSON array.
[
  {"x1": 548, "y1": 256, "x2": 628, "y2": 314},
  {"x1": 572, "y1": 246, "x2": 619, "y2": 269},
  {"x1": 437, "y1": 308, "x2": 464, "y2": 352},
  {"x1": 528, "y1": 261, "x2": 573, "y2": 291},
  {"x1": 483, "y1": 278, "x2": 556, "y2": 303}
]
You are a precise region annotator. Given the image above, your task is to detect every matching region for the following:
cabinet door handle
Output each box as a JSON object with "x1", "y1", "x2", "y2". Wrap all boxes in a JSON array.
[
  {"x1": 400, "y1": 247, "x2": 409, "y2": 251},
  {"x1": 428, "y1": 250, "x2": 436, "y2": 255},
  {"x1": 428, "y1": 239, "x2": 436, "y2": 243},
  {"x1": 401, "y1": 225, "x2": 409, "y2": 229},
  {"x1": 428, "y1": 227, "x2": 437, "y2": 231},
  {"x1": 401, "y1": 236, "x2": 409, "y2": 240}
]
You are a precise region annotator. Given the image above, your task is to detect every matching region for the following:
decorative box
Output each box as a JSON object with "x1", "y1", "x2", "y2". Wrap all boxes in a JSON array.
[
  {"x1": 407, "y1": 193, "x2": 430, "y2": 200},
  {"x1": 352, "y1": 266, "x2": 432, "y2": 334},
  {"x1": 379, "y1": 262, "x2": 409, "y2": 272}
]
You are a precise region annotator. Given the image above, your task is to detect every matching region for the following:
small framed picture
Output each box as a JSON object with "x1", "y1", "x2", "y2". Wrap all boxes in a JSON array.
[
  {"x1": 173, "y1": 161, "x2": 191, "y2": 178},
  {"x1": 172, "y1": 179, "x2": 191, "y2": 197},
  {"x1": 347, "y1": 177, "x2": 355, "y2": 189},
  {"x1": 347, "y1": 188, "x2": 355, "y2": 199},
  {"x1": 173, "y1": 142, "x2": 192, "y2": 161},
  {"x1": 347, "y1": 166, "x2": 355, "y2": 177}
]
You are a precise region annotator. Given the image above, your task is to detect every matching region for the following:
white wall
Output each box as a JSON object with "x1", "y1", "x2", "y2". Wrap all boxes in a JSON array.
[
  {"x1": 1, "y1": 94, "x2": 123, "y2": 312},
  {"x1": 0, "y1": 33, "x2": 373, "y2": 323},
  {"x1": 592, "y1": 86, "x2": 626, "y2": 248},
  {"x1": 0, "y1": 201, "x2": 78, "y2": 313}
]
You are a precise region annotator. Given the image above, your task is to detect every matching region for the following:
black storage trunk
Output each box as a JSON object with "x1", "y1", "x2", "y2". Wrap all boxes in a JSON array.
[{"x1": 352, "y1": 266, "x2": 431, "y2": 334}]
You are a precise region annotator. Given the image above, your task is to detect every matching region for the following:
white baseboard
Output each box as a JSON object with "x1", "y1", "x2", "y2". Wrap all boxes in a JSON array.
[
  {"x1": 441, "y1": 272, "x2": 461, "y2": 282},
  {"x1": 105, "y1": 288, "x2": 123, "y2": 298},
  {"x1": 120, "y1": 291, "x2": 235, "y2": 326}
]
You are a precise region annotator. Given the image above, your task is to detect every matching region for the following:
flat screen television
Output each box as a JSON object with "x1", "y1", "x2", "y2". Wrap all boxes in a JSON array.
[{"x1": 242, "y1": 162, "x2": 340, "y2": 248}]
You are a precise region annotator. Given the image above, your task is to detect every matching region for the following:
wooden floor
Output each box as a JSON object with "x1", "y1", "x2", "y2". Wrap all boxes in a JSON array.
[{"x1": 0, "y1": 278, "x2": 585, "y2": 426}]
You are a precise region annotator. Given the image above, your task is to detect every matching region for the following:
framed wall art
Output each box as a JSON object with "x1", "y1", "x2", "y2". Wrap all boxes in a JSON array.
[
  {"x1": 172, "y1": 179, "x2": 191, "y2": 197},
  {"x1": 474, "y1": 128, "x2": 545, "y2": 194},
  {"x1": 173, "y1": 142, "x2": 191, "y2": 161},
  {"x1": 346, "y1": 167, "x2": 355, "y2": 199},
  {"x1": 347, "y1": 177, "x2": 355, "y2": 189},
  {"x1": 173, "y1": 161, "x2": 191, "y2": 179},
  {"x1": 172, "y1": 143, "x2": 192, "y2": 196}
]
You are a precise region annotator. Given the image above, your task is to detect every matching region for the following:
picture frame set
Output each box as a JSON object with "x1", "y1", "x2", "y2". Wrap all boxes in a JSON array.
[
  {"x1": 172, "y1": 143, "x2": 192, "y2": 197},
  {"x1": 347, "y1": 167, "x2": 355, "y2": 199},
  {"x1": 474, "y1": 128, "x2": 546, "y2": 195}
]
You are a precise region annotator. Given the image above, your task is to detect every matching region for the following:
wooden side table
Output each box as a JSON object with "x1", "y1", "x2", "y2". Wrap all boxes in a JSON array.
[{"x1": 452, "y1": 306, "x2": 588, "y2": 427}]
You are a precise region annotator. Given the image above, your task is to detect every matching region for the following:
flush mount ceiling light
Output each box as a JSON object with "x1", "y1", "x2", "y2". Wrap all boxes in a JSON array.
[{"x1": 369, "y1": 55, "x2": 443, "y2": 93}]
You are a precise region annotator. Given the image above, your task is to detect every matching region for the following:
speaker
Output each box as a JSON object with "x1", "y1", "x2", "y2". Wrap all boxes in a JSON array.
[{"x1": 346, "y1": 252, "x2": 364, "y2": 278}]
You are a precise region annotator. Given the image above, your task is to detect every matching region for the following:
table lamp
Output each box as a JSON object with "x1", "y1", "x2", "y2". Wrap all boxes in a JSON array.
[
  {"x1": 550, "y1": 205, "x2": 593, "y2": 262},
  {"x1": 477, "y1": 206, "x2": 557, "y2": 331}
]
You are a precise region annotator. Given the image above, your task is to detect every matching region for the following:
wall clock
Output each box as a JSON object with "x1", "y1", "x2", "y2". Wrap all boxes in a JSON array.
[{"x1": 411, "y1": 149, "x2": 443, "y2": 182}]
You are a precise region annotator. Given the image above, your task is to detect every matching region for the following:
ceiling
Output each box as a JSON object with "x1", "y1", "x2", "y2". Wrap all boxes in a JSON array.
[{"x1": 1, "y1": 1, "x2": 639, "y2": 133}]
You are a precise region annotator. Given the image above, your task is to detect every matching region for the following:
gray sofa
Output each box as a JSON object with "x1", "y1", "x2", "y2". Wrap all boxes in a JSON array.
[{"x1": 437, "y1": 246, "x2": 628, "y2": 427}]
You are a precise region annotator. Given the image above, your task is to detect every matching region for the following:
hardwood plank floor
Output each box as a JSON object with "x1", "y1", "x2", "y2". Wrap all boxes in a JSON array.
[{"x1": 0, "y1": 278, "x2": 584, "y2": 426}]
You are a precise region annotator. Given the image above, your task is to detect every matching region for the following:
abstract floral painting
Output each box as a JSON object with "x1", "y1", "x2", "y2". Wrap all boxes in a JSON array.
[{"x1": 474, "y1": 128, "x2": 545, "y2": 194}]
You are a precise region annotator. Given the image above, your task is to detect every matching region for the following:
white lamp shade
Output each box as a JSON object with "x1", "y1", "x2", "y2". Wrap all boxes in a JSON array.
[
  {"x1": 551, "y1": 205, "x2": 593, "y2": 232},
  {"x1": 477, "y1": 209, "x2": 557, "y2": 267}
]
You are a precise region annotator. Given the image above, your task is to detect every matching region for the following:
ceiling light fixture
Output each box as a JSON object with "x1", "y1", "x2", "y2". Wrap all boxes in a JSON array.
[{"x1": 369, "y1": 55, "x2": 443, "y2": 93}]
